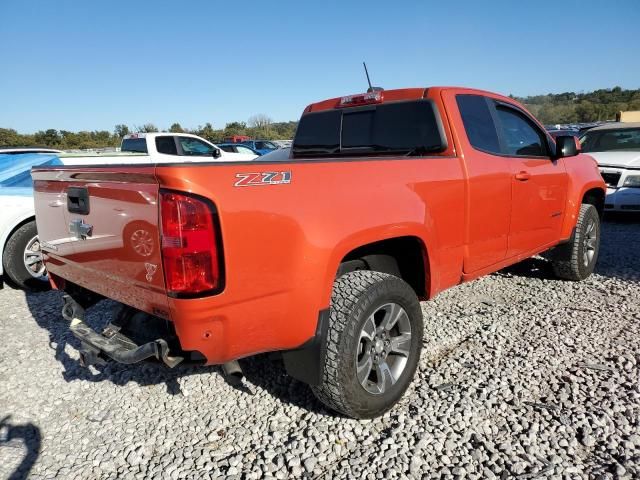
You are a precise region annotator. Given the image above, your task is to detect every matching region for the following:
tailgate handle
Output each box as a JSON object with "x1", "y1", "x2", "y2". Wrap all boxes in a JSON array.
[{"x1": 67, "y1": 187, "x2": 90, "y2": 215}]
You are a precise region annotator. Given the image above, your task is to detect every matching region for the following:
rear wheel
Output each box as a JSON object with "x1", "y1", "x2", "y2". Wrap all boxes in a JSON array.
[
  {"x1": 2, "y1": 220, "x2": 49, "y2": 290},
  {"x1": 312, "y1": 270, "x2": 423, "y2": 419},
  {"x1": 551, "y1": 203, "x2": 601, "y2": 281}
]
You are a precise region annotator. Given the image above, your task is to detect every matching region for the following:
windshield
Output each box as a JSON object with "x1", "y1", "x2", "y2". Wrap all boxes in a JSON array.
[
  {"x1": 580, "y1": 128, "x2": 640, "y2": 152},
  {"x1": 292, "y1": 100, "x2": 446, "y2": 157}
]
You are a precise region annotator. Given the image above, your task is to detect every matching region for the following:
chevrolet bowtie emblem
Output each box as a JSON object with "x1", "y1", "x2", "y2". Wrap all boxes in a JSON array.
[{"x1": 69, "y1": 219, "x2": 93, "y2": 240}]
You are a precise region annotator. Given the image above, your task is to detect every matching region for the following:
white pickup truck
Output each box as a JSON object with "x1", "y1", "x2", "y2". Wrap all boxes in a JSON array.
[
  {"x1": 1, "y1": 133, "x2": 257, "y2": 289},
  {"x1": 66, "y1": 132, "x2": 259, "y2": 163},
  {"x1": 580, "y1": 123, "x2": 640, "y2": 212}
]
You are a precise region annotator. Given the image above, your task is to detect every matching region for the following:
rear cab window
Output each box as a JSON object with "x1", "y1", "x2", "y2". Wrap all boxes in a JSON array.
[
  {"x1": 292, "y1": 99, "x2": 447, "y2": 158},
  {"x1": 155, "y1": 136, "x2": 178, "y2": 155},
  {"x1": 121, "y1": 138, "x2": 148, "y2": 153},
  {"x1": 456, "y1": 95, "x2": 501, "y2": 154}
]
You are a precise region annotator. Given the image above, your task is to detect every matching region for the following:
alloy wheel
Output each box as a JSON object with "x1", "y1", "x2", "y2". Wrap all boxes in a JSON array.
[
  {"x1": 355, "y1": 302, "x2": 412, "y2": 395},
  {"x1": 23, "y1": 235, "x2": 47, "y2": 279}
]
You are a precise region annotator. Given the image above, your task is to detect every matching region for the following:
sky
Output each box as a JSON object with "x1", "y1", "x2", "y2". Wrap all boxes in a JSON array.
[{"x1": 1, "y1": 0, "x2": 639, "y2": 133}]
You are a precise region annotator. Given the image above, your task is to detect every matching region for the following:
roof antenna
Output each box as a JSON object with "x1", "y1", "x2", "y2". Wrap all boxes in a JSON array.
[{"x1": 363, "y1": 62, "x2": 383, "y2": 93}]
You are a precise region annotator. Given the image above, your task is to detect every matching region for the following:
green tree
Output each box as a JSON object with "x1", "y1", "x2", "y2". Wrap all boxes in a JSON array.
[
  {"x1": 169, "y1": 122, "x2": 184, "y2": 133},
  {"x1": 135, "y1": 123, "x2": 158, "y2": 133},
  {"x1": 195, "y1": 123, "x2": 214, "y2": 141},
  {"x1": 114, "y1": 124, "x2": 130, "y2": 138}
]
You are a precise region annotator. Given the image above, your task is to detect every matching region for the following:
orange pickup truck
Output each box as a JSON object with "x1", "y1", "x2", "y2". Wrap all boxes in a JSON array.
[{"x1": 32, "y1": 87, "x2": 605, "y2": 418}]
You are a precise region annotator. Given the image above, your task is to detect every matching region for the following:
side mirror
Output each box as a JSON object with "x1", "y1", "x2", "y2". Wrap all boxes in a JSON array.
[
  {"x1": 555, "y1": 135, "x2": 580, "y2": 158},
  {"x1": 212, "y1": 148, "x2": 222, "y2": 159}
]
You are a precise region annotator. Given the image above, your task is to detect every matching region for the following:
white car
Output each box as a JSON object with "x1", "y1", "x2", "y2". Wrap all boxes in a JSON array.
[
  {"x1": 0, "y1": 133, "x2": 258, "y2": 289},
  {"x1": 580, "y1": 123, "x2": 640, "y2": 212}
]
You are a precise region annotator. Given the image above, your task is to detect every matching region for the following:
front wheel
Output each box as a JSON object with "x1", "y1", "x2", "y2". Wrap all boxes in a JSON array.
[
  {"x1": 550, "y1": 203, "x2": 601, "y2": 281},
  {"x1": 312, "y1": 270, "x2": 423, "y2": 419}
]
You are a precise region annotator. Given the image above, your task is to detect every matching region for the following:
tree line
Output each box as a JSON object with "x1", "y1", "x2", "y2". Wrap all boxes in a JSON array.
[
  {"x1": 1, "y1": 87, "x2": 639, "y2": 149},
  {"x1": 0, "y1": 114, "x2": 298, "y2": 150},
  {"x1": 513, "y1": 86, "x2": 640, "y2": 125}
]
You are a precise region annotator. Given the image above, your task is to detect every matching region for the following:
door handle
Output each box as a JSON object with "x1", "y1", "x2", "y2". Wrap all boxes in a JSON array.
[{"x1": 515, "y1": 171, "x2": 531, "y2": 181}]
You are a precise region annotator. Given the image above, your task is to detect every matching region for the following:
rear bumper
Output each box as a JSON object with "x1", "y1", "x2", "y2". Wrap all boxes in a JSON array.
[
  {"x1": 604, "y1": 187, "x2": 640, "y2": 212},
  {"x1": 62, "y1": 294, "x2": 183, "y2": 368}
]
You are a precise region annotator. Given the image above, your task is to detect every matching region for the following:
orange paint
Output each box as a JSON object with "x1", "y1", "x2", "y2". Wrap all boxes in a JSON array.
[{"x1": 33, "y1": 87, "x2": 605, "y2": 365}]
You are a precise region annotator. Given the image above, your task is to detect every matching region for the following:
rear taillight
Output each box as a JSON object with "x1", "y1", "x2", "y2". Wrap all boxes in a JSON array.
[{"x1": 160, "y1": 191, "x2": 222, "y2": 296}]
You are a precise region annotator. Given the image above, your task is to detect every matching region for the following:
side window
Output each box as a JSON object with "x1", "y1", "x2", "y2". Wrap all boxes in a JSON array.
[
  {"x1": 178, "y1": 137, "x2": 215, "y2": 156},
  {"x1": 456, "y1": 95, "x2": 501, "y2": 154},
  {"x1": 495, "y1": 106, "x2": 548, "y2": 157},
  {"x1": 254, "y1": 141, "x2": 265, "y2": 150},
  {"x1": 237, "y1": 146, "x2": 254, "y2": 154},
  {"x1": 155, "y1": 136, "x2": 178, "y2": 155}
]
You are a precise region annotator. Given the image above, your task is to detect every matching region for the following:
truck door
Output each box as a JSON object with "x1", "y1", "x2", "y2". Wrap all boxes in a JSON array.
[
  {"x1": 446, "y1": 92, "x2": 511, "y2": 273},
  {"x1": 491, "y1": 102, "x2": 567, "y2": 258}
]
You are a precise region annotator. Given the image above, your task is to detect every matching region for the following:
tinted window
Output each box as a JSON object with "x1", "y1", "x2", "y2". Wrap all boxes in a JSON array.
[
  {"x1": 121, "y1": 138, "x2": 148, "y2": 153},
  {"x1": 219, "y1": 145, "x2": 235, "y2": 152},
  {"x1": 495, "y1": 106, "x2": 547, "y2": 157},
  {"x1": 580, "y1": 128, "x2": 640, "y2": 152},
  {"x1": 293, "y1": 100, "x2": 446, "y2": 157},
  {"x1": 155, "y1": 136, "x2": 178, "y2": 155},
  {"x1": 178, "y1": 137, "x2": 215, "y2": 156},
  {"x1": 293, "y1": 110, "x2": 341, "y2": 155},
  {"x1": 456, "y1": 95, "x2": 500, "y2": 154}
]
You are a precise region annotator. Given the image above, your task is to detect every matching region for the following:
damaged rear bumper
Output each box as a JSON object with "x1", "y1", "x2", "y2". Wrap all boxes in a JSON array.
[{"x1": 62, "y1": 294, "x2": 183, "y2": 368}]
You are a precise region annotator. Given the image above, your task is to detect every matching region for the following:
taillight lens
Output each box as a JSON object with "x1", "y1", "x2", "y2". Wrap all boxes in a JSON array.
[
  {"x1": 160, "y1": 191, "x2": 221, "y2": 296},
  {"x1": 338, "y1": 91, "x2": 383, "y2": 107}
]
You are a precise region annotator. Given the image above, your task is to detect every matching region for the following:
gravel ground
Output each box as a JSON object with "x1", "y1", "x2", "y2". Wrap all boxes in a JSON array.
[{"x1": 1, "y1": 215, "x2": 638, "y2": 480}]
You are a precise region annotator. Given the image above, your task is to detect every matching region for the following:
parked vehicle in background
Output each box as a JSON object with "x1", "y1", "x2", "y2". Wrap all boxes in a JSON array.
[
  {"x1": 271, "y1": 140, "x2": 292, "y2": 149},
  {"x1": 217, "y1": 143, "x2": 262, "y2": 156},
  {"x1": 548, "y1": 129, "x2": 580, "y2": 139},
  {"x1": 256, "y1": 147, "x2": 290, "y2": 161},
  {"x1": 239, "y1": 139, "x2": 279, "y2": 155},
  {"x1": 120, "y1": 133, "x2": 258, "y2": 161},
  {"x1": 0, "y1": 147, "x2": 63, "y2": 155},
  {"x1": 580, "y1": 122, "x2": 640, "y2": 211},
  {"x1": 616, "y1": 110, "x2": 640, "y2": 122},
  {"x1": 33, "y1": 86, "x2": 604, "y2": 418},
  {"x1": 1, "y1": 132, "x2": 258, "y2": 289},
  {"x1": 1, "y1": 153, "x2": 62, "y2": 288},
  {"x1": 223, "y1": 135, "x2": 251, "y2": 143}
]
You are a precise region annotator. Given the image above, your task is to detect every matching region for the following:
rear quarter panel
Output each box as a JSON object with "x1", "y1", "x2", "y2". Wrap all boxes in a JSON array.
[{"x1": 156, "y1": 157, "x2": 466, "y2": 363}]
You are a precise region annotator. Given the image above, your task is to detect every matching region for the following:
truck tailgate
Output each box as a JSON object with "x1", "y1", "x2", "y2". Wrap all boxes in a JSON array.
[{"x1": 32, "y1": 166, "x2": 170, "y2": 318}]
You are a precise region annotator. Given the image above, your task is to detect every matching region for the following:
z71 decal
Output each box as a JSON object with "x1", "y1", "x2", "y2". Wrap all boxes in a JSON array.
[{"x1": 234, "y1": 171, "x2": 291, "y2": 187}]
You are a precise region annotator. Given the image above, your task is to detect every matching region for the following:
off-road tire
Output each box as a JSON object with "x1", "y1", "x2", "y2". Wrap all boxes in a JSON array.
[
  {"x1": 2, "y1": 220, "x2": 49, "y2": 290},
  {"x1": 311, "y1": 270, "x2": 423, "y2": 419},
  {"x1": 551, "y1": 203, "x2": 601, "y2": 281}
]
